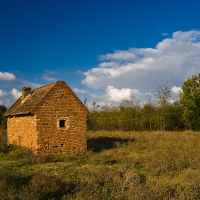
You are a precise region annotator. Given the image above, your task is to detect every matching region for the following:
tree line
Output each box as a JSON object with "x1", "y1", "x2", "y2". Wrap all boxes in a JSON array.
[
  {"x1": 86, "y1": 74, "x2": 200, "y2": 131},
  {"x1": 86, "y1": 95, "x2": 185, "y2": 132}
]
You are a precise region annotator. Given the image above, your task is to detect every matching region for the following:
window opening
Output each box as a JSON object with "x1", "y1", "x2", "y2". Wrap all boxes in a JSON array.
[{"x1": 60, "y1": 120, "x2": 66, "y2": 128}]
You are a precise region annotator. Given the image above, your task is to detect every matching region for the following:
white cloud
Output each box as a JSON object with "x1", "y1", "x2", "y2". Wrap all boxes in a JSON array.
[
  {"x1": 145, "y1": 92, "x2": 152, "y2": 96},
  {"x1": 0, "y1": 72, "x2": 43, "y2": 107},
  {"x1": 0, "y1": 72, "x2": 16, "y2": 82},
  {"x1": 82, "y1": 30, "x2": 200, "y2": 95},
  {"x1": 42, "y1": 76, "x2": 56, "y2": 82},
  {"x1": 99, "y1": 50, "x2": 138, "y2": 62},
  {"x1": 75, "y1": 86, "x2": 142, "y2": 106},
  {"x1": 74, "y1": 87, "x2": 97, "y2": 98},
  {"x1": 45, "y1": 69, "x2": 57, "y2": 74},
  {"x1": 3, "y1": 99, "x2": 11, "y2": 108},
  {"x1": 24, "y1": 82, "x2": 42, "y2": 89},
  {"x1": 77, "y1": 70, "x2": 84, "y2": 74},
  {"x1": 99, "y1": 62, "x2": 120, "y2": 68},
  {"x1": 169, "y1": 99, "x2": 175, "y2": 104},
  {"x1": 42, "y1": 69, "x2": 57, "y2": 82},
  {"x1": 11, "y1": 88, "x2": 22, "y2": 100},
  {"x1": 171, "y1": 86, "x2": 182, "y2": 94},
  {"x1": 0, "y1": 89, "x2": 9, "y2": 107},
  {"x1": 0, "y1": 90, "x2": 7, "y2": 98},
  {"x1": 0, "y1": 71, "x2": 40, "y2": 89},
  {"x1": 74, "y1": 88, "x2": 89, "y2": 94},
  {"x1": 82, "y1": 62, "x2": 148, "y2": 89},
  {"x1": 162, "y1": 33, "x2": 168, "y2": 36},
  {"x1": 0, "y1": 99, "x2": 11, "y2": 108},
  {"x1": 102, "y1": 85, "x2": 142, "y2": 103}
]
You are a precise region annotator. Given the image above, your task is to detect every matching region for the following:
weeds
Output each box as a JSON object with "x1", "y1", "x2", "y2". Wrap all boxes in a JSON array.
[{"x1": 1, "y1": 130, "x2": 200, "y2": 199}]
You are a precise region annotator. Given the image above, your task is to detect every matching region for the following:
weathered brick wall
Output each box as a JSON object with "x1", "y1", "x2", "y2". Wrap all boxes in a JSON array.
[
  {"x1": 7, "y1": 115, "x2": 38, "y2": 150},
  {"x1": 34, "y1": 82, "x2": 87, "y2": 155}
]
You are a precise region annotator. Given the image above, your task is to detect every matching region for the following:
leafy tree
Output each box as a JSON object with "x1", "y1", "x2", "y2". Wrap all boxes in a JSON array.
[
  {"x1": 153, "y1": 83, "x2": 172, "y2": 131},
  {"x1": 100, "y1": 105, "x2": 120, "y2": 131},
  {"x1": 179, "y1": 74, "x2": 200, "y2": 130},
  {"x1": 0, "y1": 105, "x2": 7, "y2": 129},
  {"x1": 121, "y1": 95, "x2": 141, "y2": 131},
  {"x1": 141, "y1": 93, "x2": 156, "y2": 131},
  {"x1": 164, "y1": 102, "x2": 185, "y2": 131},
  {"x1": 141, "y1": 104, "x2": 156, "y2": 131},
  {"x1": 0, "y1": 105, "x2": 7, "y2": 115}
]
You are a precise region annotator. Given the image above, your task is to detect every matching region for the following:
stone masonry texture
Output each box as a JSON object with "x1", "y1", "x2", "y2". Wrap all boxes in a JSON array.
[{"x1": 5, "y1": 81, "x2": 89, "y2": 155}]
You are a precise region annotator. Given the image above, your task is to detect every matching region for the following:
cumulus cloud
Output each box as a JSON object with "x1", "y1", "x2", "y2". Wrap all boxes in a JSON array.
[
  {"x1": 0, "y1": 89, "x2": 9, "y2": 107},
  {"x1": 162, "y1": 33, "x2": 168, "y2": 36},
  {"x1": 42, "y1": 69, "x2": 57, "y2": 82},
  {"x1": 0, "y1": 72, "x2": 16, "y2": 82},
  {"x1": 0, "y1": 99, "x2": 11, "y2": 108},
  {"x1": 74, "y1": 88, "x2": 89, "y2": 94},
  {"x1": 0, "y1": 72, "x2": 43, "y2": 107},
  {"x1": 82, "y1": 30, "x2": 200, "y2": 95},
  {"x1": 99, "y1": 50, "x2": 138, "y2": 62},
  {"x1": 102, "y1": 85, "x2": 142, "y2": 103},
  {"x1": 171, "y1": 86, "x2": 182, "y2": 94},
  {"x1": 42, "y1": 76, "x2": 56, "y2": 82},
  {"x1": 145, "y1": 92, "x2": 152, "y2": 96},
  {"x1": 75, "y1": 86, "x2": 142, "y2": 106},
  {"x1": 77, "y1": 70, "x2": 84, "y2": 74},
  {"x1": 11, "y1": 88, "x2": 22, "y2": 100},
  {"x1": 0, "y1": 90, "x2": 7, "y2": 98},
  {"x1": 74, "y1": 87, "x2": 96, "y2": 98},
  {"x1": 0, "y1": 71, "x2": 40, "y2": 89}
]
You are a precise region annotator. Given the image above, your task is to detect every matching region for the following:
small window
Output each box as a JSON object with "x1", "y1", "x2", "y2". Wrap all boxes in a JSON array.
[
  {"x1": 59, "y1": 120, "x2": 66, "y2": 128},
  {"x1": 57, "y1": 118, "x2": 69, "y2": 130}
]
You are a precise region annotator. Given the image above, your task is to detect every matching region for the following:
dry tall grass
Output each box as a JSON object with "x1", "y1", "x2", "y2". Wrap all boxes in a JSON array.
[{"x1": 1, "y1": 130, "x2": 200, "y2": 199}]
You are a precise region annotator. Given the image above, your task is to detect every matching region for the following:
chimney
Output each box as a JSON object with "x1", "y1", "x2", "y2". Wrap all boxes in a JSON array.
[{"x1": 22, "y1": 87, "x2": 31, "y2": 100}]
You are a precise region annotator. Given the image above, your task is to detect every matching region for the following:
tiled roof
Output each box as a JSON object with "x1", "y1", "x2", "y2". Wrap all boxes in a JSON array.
[{"x1": 4, "y1": 82, "x2": 57, "y2": 116}]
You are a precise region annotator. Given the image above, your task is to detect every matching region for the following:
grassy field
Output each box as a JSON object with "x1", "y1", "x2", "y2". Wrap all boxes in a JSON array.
[{"x1": 1, "y1": 130, "x2": 200, "y2": 199}]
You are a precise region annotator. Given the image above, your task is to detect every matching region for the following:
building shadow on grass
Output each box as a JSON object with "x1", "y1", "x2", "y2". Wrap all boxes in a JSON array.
[{"x1": 87, "y1": 137, "x2": 135, "y2": 152}]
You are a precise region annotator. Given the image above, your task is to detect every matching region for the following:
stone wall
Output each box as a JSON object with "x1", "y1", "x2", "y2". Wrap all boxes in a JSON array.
[
  {"x1": 7, "y1": 115, "x2": 38, "y2": 151},
  {"x1": 6, "y1": 81, "x2": 88, "y2": 156},
  {"x1": 34, "y1": 82, "x2": 87, "y2": 155}
]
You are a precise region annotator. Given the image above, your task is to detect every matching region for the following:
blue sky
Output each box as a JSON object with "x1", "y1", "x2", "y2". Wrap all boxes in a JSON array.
[{"x1": 1, "y1": 0, "x2": 200, "y2": 108}]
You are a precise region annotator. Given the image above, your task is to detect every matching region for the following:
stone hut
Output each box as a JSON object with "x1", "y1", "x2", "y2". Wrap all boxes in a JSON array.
[{"x1": 4, "y1": 80, "x2": 89, "y2": 155}]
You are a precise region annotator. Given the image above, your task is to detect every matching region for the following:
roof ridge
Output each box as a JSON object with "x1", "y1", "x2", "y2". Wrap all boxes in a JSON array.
[{"x1": 32, "y1": 81, "x2": 59, "y2": 92}]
